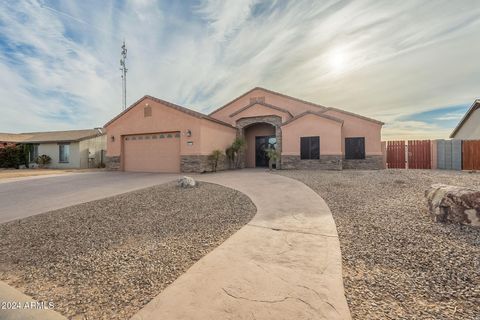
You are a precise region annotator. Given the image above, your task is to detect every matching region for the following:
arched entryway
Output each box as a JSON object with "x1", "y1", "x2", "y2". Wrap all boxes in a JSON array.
[{"x1": 236, "y1": 116, "x2": 282, "y2": 169}]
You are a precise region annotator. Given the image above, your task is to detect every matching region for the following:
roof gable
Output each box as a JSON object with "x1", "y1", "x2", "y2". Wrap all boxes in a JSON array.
[
  {"x1": 209, "y1": 87, "x2": 383, "y2": 125},
  {"x1": 229, "y1": 101, "x2": 293, "y2": 118},
  {"x1": 282, "y1": 111, "x2": 343, "y2": 126},
  {"x1": 104, "y1": 95, "x2": 234, "y2": 128},
  {"x1": 209, "y1": 87, "x2": 327, "y2": 116}
]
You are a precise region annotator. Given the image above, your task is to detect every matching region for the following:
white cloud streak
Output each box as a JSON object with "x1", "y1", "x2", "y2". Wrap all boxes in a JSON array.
[{"x1": 0, "y1": 0, "x2": 479, "y2": 139}]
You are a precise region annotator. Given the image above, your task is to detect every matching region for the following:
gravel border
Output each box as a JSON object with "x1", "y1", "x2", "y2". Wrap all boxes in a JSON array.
[
  {"x1": 277, "y1": 169, "x2": 480, "y2": 320},
  {"x1": 0, "y1": 181, "x2": 256, "y2": 319}
]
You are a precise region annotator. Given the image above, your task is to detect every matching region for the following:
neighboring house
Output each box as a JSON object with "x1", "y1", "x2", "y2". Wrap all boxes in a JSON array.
[
  {"x1": 450, "y1": 99, "x2": 480, "y2": 139},
  {"x1": 0, "y1": 133, "x2": 30, "y2": 149},
  {"x1": 0, "y1": 129, "x2": 106, "y2": 169},
  {"x1": 104, "y1": 87, "x2": 384, "y2": 173}
]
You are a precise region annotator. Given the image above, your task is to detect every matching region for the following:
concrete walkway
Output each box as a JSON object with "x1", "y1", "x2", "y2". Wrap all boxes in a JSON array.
[{"x1": 132, "y1": 170, "x2": 351, "y2": 320}]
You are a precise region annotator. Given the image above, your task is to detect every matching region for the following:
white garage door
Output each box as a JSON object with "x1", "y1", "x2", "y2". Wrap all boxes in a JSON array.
[{"x1": 123, "y1": 132, "x2": 180, "y2": 173}]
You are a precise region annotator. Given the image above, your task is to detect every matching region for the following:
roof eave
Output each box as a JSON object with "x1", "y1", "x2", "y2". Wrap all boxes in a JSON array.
[
  {"x1": 104, "y1": 95, "x2": 235, "y2": 129},
  {"x1": 449, "y1": 100, "x2": 479, "y2": 138}
]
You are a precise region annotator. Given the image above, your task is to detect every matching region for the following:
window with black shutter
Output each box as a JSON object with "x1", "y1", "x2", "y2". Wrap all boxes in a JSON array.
[
  {"x1": 345, "y1": 137, "x2": 365, "y2": 159},
  {"x1": 300, "y1": 136, "x2": 320, "y2": 160}
]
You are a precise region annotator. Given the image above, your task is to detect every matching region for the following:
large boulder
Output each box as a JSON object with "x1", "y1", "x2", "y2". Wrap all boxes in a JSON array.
[
  {"x1": 177, "y1": 176, "x2": 197, "y2": 188},
  {"x1": 425, "y1": 184, "x2": 480, "y2": 227}
]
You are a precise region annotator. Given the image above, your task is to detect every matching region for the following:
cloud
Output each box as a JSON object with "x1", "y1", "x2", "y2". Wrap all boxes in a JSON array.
[
  {"x1": 434, "y1": 113, "x2": 465, "y2": 121},
  {"x1": 0, "y1": 0, "x2": 479, "y2": 139}
]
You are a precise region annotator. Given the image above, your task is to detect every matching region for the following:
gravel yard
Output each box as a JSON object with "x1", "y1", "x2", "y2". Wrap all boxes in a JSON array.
[
  {"x1": 0, "y1": 181, "x2": 256, "y2": 319},
  {"x1": 278, "y1": 169, "x2": 480, "y2": 320}
]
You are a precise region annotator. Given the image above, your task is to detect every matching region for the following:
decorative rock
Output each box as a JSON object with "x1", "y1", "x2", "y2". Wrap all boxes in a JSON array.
[
  {"x1": 177, "y1": 176, "x2": 197, "y2": 188},
  {"x1": 425, "y1": 183, "x2": 480, "y2": 227}
]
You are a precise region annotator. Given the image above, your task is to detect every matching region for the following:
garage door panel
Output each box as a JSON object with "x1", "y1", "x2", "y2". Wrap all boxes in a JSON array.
[{"x1": 124, "y1": 133, "x2": 180, "y2": 173}]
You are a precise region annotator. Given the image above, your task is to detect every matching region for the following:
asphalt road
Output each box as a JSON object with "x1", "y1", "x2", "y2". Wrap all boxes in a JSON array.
[{"x1": 0, "y1": 171, "x2": 180, "y2": 224}]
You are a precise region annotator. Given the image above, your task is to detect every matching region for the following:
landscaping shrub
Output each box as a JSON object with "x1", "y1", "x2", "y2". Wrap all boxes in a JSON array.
[
  {"x1": 0, "y1": 145, "x2": 24, "y2": 168},
  {"x1": 35, "y1": 154, "x2": 52, "y2": 168},
  {"x1": 226, "y1": 137, "x2": 246, "y2": 169},
  {"x1": 208, "y1": 149, "x2": 223, "y2": 172}
]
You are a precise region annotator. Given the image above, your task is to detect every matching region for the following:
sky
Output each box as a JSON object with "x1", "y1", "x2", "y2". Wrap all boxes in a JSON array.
[{"x1": 0, "y1": 0, "x2": 479, "y2": 139}]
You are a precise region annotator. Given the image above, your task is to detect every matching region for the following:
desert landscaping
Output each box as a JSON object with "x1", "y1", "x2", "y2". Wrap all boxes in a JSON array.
[
  {"x1": 0, "y1": 181, "x2": 256, "y2": 319},
  {"x1": 278, "y1": 169, "x2": 480, "y2": 320}
]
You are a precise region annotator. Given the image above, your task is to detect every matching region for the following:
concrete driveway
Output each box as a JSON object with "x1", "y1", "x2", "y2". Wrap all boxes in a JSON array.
[{"x1": 0, "y1": 171, "x2": 180, "y2": 224}]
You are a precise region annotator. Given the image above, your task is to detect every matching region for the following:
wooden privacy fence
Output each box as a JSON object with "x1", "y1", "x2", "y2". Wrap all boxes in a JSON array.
[
  {"x1": 462, "y1": 140, "x2": 480, "y2": 170},
  {"x1": 386, "y1": 140, "x2": 432, "y2": 169},
  {"x1": 386, "y1": 141, "x2": 406, "y2": 168},
  {"x1": 408, "y1": 140, "x2": 431, "y2": 169},
  {"x1": 385, "y1": 139, "x2": 480, "y2": 170}
]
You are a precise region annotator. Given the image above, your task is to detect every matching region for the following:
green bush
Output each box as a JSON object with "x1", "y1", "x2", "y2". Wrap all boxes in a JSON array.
[
  {"x1": 0, "y1": 145, "x2": 23, "y2": 168},
  {"x1": 225, "y1": 137, "x2": 246, "y2": 169},
  {"x1": 208, "y1": 149, "x2": 223, "y2": 172},
  {"x1": 35, "y1": 154, "x2": 52, "y2": 168},
  {"x1": 265, "y1": 148, "x2": 279, "y2": 170}
]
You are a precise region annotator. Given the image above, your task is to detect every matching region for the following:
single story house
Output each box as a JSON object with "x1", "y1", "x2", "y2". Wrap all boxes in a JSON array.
[
  {"x1": 0, "y1": 129, "x2": 106, "y2": 169},
  {"x1": 105, "y1": 87, "x2": 383, "y2": 173},
  {"x1": 450, "y1": 99, "x2": 480, "y2": 139}
]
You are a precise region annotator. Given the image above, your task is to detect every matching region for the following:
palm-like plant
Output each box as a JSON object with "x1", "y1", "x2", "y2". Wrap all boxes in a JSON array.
[
  {"x1": 208, "y1": 149, "x2": 223, "y2": 172},
  {"x1": 265, "y1": 148, "x2": 278, "y2": 170},
  {"x1": 225, "y1": 137, "x2": 246, "y2": 169}
]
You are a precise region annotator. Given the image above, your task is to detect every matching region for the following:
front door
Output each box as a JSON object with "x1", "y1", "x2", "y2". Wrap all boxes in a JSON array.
[{"x1": 255, "y1": 136, "x2": 276, "y2": 167}]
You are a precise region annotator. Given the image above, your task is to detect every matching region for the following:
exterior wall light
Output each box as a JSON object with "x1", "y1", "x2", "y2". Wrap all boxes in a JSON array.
[
  {"x1": 186, "y1": 129, "x2": 192, "y2": 137},
  {"x1": 111, "y1": 135, "x2": 115, "y2": 142}
]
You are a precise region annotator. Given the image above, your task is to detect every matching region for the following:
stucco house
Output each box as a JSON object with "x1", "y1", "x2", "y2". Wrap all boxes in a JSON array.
[
  {"x1": 0, "y1": 129, "x2": 106, "y2": 169},
  {"x1": 105, "y1": 87, "x2": 383, "y2": 173},
  {"x1": 104, "y1": 87, "x2": 383, "y2": 172},
  {"x1": 450, "y1": 99, "x2": 480, "y2": 139}
]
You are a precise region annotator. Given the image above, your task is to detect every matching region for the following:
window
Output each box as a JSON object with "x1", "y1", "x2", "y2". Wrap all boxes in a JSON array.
[
  {"x1": 29, "y1": 144, "x2": 39, "y2": 162},
  {"x1": 345, "y1": 137, "x2": 365, "y2": 159},
  {"x1": 59, "y1": 144, "x2": 70, "y2": 163},
  {"x1": 300, "y1": 136, "x2": 320, "y2": 160}
]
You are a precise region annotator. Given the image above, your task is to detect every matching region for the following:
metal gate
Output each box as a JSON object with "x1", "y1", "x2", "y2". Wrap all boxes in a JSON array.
[
  {"x1": 437, "y1": 139, "x2": 462, "y2": 170},
  {"x1": 462, "y1": 140, "x2": 480, "y2": 170}
]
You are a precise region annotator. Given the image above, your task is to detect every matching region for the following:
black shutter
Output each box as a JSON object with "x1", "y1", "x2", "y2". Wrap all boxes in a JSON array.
[
  {"x1": 310, "y1": 137, "x2": 320, "y2": 159},
  {"x1": 301, "y1": 136, "x2": 320, "y2": 160},
  {"x1": 300, "y1": 137, "x2": 309, "y2": 159},
  {"x1": 345, "y1": 137, "x2": 365, "y2": 159}
]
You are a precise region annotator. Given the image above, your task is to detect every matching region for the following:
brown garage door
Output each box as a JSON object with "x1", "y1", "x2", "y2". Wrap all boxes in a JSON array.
[{"x1": 123, "y1": 132, "x2": 180, "y2": 173}]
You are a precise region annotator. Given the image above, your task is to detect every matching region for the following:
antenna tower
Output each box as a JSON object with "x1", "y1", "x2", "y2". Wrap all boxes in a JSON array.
[{"x1": 120, "y1": 41, "x2": 128, "y2": 110}]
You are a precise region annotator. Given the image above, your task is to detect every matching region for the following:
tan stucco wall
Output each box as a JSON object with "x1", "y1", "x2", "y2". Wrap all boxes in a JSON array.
[
  {"x1": 322, "y1": 109, "x2": 382, "y2": 155},
  {"x1": 106, "y1": 98, "x2": 202, "y2": 157},
  {"x1": 78, "y1": 135, "x2": 106, "y2": 168},
  {"x1": 230, "y1": 103, "x2": 292, "y2": 124},
  {"x1": 199, "y1": 119, "x2": 237, "y2": 156},
  {"x1": 38, "y1": 142, "x2": 80, "y2": 169},
  {"x1": 453, "y1": 108, "x2": 480, "y2": 139},
  {"x1": 281, "y1": 114, "x2": 343, "y2": 155},
  {"x1": 210, "y1": 88, "x2": 324, "y2": 125},
  {"x1": 105, "y1": 97, "x2": 236, "y2": 159},
  {"x1": 244, "y1": 123, "x2": 275, "y2": 168}
]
